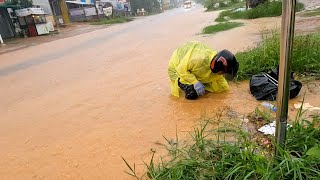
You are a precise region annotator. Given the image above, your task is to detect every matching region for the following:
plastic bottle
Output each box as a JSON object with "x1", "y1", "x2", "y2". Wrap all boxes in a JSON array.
[{"x1": 261, "y1": 102, "x2": 277, "y2": 112}]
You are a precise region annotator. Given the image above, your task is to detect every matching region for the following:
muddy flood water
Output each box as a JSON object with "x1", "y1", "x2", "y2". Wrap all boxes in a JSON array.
[{"x1": 0, "y1": 5, "x2": 320, "y2": 179}]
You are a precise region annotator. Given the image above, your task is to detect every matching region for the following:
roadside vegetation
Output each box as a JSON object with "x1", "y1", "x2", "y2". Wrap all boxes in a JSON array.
[
  {"x1": 300, "y1": 8, "x2": 320, "y2": 17},
  {"x1": 202, "y1": 22, "x2": 243, "y2": 34},
  {"x1": 123, "y1": 107, "x2": 320, "y2": 179},
  {"x1": 4, "y1": 0, "x2": 32, "y2": 8},
  {"x1": 236, "y1": 32, "x2": 320, "y2": 80},
  {"x1": 203, "y1": 0, "x2": 244, "y2": 11},
  {"x1": 215, "y1": 1, "x2": 304, "y2": 22},
  {"x1": 91, "y1": 17, "x2": 133, "y2": 25}
]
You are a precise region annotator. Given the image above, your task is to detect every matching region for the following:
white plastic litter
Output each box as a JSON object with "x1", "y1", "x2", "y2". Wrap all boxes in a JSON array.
[
  {"x1": 258, "y1": 121, "x2": 276, "y2": 135},
  {"x1": 294, "y1": 103, "x2": 320, "y2": 111},
  {"x1": 233, "y1": 7, "x2": 247, "y2": 12},
  {"x1": 258, "y1": 121, "x2": 293, "y2": 135}
]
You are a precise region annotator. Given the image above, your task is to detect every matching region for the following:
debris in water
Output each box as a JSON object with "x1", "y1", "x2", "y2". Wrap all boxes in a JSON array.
[
  {"x1": 234, "y1": 8, "x2": 247, "y2": 12},
  {"x1": 258, "y1": 121, "x2": 292, "y2": 135},
  {"x1": 258, "y1": 121, "x2": 276, "y2": 135}
]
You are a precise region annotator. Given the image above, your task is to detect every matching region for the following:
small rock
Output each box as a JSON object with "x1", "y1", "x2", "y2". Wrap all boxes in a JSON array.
[{"x1": 242, "y1": 118, "x2": 249, "y2": 123}]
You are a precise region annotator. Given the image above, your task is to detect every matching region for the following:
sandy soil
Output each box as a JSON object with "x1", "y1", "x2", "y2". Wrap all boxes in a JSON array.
[{"x1": 0, "y1": 4, "x2": 319, "y2": 180}]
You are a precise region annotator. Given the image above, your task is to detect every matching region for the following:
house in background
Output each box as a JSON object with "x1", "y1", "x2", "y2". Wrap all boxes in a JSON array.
[
  {"x1": 1, "y1": 0, "x2": 57, "y2": 39},
  {"x1": 65, "y1": 0, "x2": 130, "y2": 22},
  {"x1": 49, "y1": 0, "x2": 70, "y2": 25},
  {"x1": 65, "y1": 0, "x2": 96, "y2": 22},
  {"x1": 33, "y1": 0, "x2": 56, "y2": 25}
]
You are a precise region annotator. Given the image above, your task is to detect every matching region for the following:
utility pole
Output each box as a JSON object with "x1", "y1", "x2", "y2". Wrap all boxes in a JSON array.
[
  {"x1": 275, "y1": 0, "x2": 297, "y2": 155},
  {"x1": 0, "y1": 34, "x2": 6, "y2": 46},
  {"x1": 50, "y1": 0, "x2": 61, "y2": 33},
  {"x1": 94, "y1": 0, "x2": 100, "y2": 20}
]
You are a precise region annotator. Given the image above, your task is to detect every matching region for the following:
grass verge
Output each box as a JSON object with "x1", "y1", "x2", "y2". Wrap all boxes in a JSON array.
[
  {"x1": 123, "y1": 108, "x2": 320, "y2": 179},
  {"x1": 216, "y1": 1, "x2": 304, "y2": 22},
  {"x1": 300, "y1": 8, "x2": 320, "y2": 17},
  {"x1": 235, "y1": 32, "x2": 320, "y2": 80},
  {"x1": 202, "y1": 22, "x2": 244, "y2": 34},
  {"x1": 91, "y1": 17, "x2": 133, "y2": 25}
]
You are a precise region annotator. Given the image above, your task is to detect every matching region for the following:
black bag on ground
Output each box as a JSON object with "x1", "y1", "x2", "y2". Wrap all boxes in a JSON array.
[{"x1": 249, "y1": 68, "x2": 302, "y2": 101}]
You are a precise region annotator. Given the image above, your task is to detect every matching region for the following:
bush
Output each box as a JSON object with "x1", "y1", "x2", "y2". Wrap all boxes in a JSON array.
[
  {"x1": 216, "y1": 1, "x2": 304, "y2": 22},
  {"x1": 204, "y1": 0, "x2": 244, "y2": 11}
]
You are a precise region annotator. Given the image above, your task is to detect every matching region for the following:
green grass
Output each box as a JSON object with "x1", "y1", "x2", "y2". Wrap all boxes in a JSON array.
[
  {"x1": 216, "y1": 1, "x2": 304, "y2": 22},
  {"x1": 202, "y1": 22, "x2": 244, "y2": 34},
  {"x1": 123, "y1": 108, "x2": 320, "y2": 179},
  {"x1": 235, "y1": 32, "x2": 320, "y2": 80},
  {"x1": 91, "y1": 17, "x2": 133, "y2": 25},
  {"x1": 300, "y1": 8, "x2": 320, "y2": 17}
]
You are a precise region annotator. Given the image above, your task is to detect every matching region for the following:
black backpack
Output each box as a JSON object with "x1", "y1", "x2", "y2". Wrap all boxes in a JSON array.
[{"x1": 249, "y1": 68, "x2": 302, "y2": 101}]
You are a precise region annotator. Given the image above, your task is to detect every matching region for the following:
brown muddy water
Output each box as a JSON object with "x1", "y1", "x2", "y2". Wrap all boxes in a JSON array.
[{"x1": 0, "y1": 5, "x2": 320, "y2": 179}]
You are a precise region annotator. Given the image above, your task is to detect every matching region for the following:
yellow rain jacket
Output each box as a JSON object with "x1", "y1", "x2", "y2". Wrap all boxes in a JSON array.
[{"x1": 168, "y1": 41, "x2": 229, "y2": 97}]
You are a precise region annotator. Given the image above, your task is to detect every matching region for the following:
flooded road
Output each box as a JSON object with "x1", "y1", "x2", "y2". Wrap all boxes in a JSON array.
[{"x1": 0, "y1": 5, "x2": 319, "y2": 179}]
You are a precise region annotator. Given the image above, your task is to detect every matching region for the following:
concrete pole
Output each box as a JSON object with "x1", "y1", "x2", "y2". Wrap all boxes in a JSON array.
[
  {"x1": 94, "y1": 0, "x2": 100, "y2": 20},
  {"x1": 275, "y1": 0, "x2": 296, "y2": 155},
  {"x1": 0, "y1": 34, "x2": 5, "y2": 46},
  {"x1": 50, "y1": 0, "x2": 61, "y2": 33}
]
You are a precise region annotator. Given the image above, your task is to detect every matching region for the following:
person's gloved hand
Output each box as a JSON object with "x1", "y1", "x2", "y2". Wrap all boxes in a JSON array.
[{"x1": 193, "y1": 81, "x2": 205, "y2": 96}]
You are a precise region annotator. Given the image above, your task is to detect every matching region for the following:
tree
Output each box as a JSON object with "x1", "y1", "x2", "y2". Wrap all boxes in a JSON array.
[
  {"x1": 129, "y1": 0, "x2": 161, "y2": 15},
  {"x1": 5, "y1": 0, "x2": 33, "y2": 8},
  {"x1": 203, "y1": 0, "x2": 219, "y2": 10}
]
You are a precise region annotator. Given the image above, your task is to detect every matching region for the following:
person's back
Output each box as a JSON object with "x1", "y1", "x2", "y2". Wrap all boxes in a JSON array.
[{"x1": 168, "y1": 42, "x2": 216, "y2": 81}]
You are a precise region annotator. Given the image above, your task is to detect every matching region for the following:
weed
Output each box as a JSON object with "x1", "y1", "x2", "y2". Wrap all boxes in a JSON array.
[
  {"x1": 235, "y1": 32, "x2": 320, "y2": 80},
  {"x1": 122, "y1": 156, "x2": 140, "y2": 179},
  {"x1": 123, "y1": 108, "x2": 320, "y2": 179}
]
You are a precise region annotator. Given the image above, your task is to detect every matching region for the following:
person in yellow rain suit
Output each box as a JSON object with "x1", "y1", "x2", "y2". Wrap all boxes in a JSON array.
[{"x1": 168, "y1": 41, "x2": 239, "y2": 100}]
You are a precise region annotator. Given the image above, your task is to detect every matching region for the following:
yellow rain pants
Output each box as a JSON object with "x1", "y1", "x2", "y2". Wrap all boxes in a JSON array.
[{"x1": 168, "y1": 41, "x2": 229, "y2": 97}]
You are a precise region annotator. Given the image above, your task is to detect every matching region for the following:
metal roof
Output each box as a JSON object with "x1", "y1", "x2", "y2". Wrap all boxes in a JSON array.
[{"x1": 65, "y1": 1, "x2": 94, "y2": 5}]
